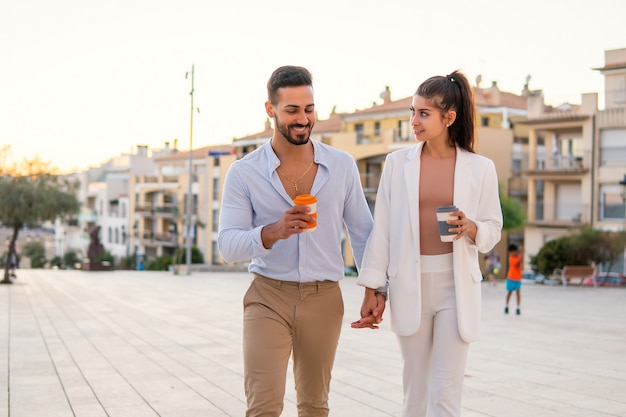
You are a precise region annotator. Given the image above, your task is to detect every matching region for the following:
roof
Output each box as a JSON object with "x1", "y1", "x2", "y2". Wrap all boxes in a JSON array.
[
  {"x1": 154, "y1": 144, "x2": 234, "y2": 162},
  {"x1": 347, "y1": 86, "x2": 527, "y2": 117},
  {"x1": 517, "y1": 112, "x2": 590, "y2": 124},
  {"x1": 593, "y1": 63, "x2": 626, "y2": 72}
]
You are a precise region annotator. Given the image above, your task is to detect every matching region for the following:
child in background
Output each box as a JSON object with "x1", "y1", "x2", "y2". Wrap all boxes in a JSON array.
[
  {"x1": 504, "y1": 243, "x2": 523, "y2": 315},
  {"x1": 484, "y1": 248, "x2": 500, "y2": 286}
]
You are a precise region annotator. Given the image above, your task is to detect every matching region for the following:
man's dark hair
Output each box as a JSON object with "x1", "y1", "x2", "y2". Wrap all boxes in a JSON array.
[{"x1": 267, "y1": 66, "x2": 313, "y2": 105}]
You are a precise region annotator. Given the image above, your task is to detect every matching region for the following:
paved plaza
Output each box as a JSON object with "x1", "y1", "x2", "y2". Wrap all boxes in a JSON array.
[{"x1": 1, "y1": 269, "x2": 626, "y2": 417}]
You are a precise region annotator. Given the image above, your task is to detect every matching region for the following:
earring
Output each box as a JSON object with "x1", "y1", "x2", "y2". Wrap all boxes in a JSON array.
[{"x1": 446, "y1": 124, "x2": 450, "y2": 127}]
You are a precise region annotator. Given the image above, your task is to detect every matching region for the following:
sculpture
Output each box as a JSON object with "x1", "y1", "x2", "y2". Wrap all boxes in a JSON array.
[{"x1": 87, "y1": 226, "x2": 104, "y2": 263}]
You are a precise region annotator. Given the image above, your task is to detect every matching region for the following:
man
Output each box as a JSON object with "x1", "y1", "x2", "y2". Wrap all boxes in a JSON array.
[{"x1": 218, "y1": 65, "x2": 373, "y2": 417}]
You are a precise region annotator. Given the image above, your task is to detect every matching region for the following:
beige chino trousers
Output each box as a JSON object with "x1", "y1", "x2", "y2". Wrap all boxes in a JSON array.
[{"x1": 244, "y1": 274, "x2": 343, "y2": 417}]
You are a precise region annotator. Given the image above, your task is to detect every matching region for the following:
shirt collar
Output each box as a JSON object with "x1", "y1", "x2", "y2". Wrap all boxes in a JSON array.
[{"x1": 262, "y1": 138, "x2": 326, "y2": 178}]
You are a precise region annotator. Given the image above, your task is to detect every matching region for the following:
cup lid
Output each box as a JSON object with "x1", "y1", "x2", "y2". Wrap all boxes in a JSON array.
[
  {"x1": 293, "y1": 194, "x2": 317, "y2": 204},
  {"x1": 436, "y1": 205, "x2": 458, "y2": 212}
]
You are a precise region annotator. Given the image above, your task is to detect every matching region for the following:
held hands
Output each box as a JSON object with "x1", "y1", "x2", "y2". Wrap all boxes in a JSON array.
[{"x1": 351, "y1": 288, "x2": 386, "y2": 330}]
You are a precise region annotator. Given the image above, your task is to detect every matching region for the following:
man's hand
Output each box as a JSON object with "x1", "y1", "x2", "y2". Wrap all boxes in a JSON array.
[
  {"x1": 261, "y1": 204, "x2": 316, "y2": 248},
  {"x1": 351, "y1": 288, "x2": 386, "y2": 329}
]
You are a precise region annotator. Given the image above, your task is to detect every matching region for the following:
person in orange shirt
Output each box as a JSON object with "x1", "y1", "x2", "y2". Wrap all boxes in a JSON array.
[{"x1": 504, "y1": 243, "x2": 523, "y2": 315}]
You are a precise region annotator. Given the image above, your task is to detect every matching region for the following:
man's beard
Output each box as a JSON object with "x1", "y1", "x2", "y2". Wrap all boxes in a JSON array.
[{"x1": 275, "y1": 116, "x2": 313, "y2": 146}]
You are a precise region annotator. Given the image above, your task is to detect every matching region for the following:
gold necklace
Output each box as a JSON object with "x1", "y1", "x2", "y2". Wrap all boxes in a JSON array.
[{"x1": 276, "y1": 160, "x2": 315, "y2": 192}]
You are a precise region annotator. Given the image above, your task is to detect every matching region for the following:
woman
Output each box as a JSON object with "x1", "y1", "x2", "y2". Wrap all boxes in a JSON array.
[{"x1": 352, "y1": 70, "x2": 502, "y2": 417}]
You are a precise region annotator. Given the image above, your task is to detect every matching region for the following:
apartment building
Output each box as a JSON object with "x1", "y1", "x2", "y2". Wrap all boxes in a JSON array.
[
  {"x1": 520, "y1": 47, "x2": 626, "y2": 273},
  {"x1": 58, "y1": 143, "x2": 176, "y2": 264},
  {"x1": 129, "y1": 144, "x2": 234, "y2": 266}
]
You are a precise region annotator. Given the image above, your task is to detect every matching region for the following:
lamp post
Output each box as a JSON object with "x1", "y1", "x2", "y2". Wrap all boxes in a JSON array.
[
  {"x1": 619, "y1": 174, "x2": 626, "y2": 269},
  {"x1": 185, "y1": 65, "x2": 195, "y2": 275}
]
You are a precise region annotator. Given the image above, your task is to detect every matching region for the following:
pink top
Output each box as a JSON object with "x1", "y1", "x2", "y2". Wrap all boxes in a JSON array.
[{"x1": 419, "y1": 151, "x2": 456, "y2": 255}]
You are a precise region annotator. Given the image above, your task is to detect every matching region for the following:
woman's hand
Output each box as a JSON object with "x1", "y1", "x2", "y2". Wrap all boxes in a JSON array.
[{"x1": 351, "y1": 288, "x2": 386, "y2": 329}]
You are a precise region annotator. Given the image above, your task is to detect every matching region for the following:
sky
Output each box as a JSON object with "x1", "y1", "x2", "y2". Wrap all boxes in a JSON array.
[{"x1": 1, "y1": 0, "x2": 624, "y2": 173}]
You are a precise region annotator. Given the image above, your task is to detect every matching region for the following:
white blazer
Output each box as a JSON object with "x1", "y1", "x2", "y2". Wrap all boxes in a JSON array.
[{"x1": 357, "y1": 142, "x2": 502, "y2": 342}]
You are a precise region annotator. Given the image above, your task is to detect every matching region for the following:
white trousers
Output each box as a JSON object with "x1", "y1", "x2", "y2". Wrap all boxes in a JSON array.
[{"x1": 397, "y1": 253, "x2": 469, "y2": 417}]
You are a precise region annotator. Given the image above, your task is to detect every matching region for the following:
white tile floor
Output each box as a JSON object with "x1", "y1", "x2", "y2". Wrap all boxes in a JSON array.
[{"x1": 2, "y1": 269, "x2": 625, "y2": 416}]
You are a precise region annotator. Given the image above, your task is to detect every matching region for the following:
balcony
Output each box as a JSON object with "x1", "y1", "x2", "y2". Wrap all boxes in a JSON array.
[
  {"x1": 528, "y1": 202, "x2": 590, "y2": 227},
  {"x1": 79, "y1": 209, "x2": 98, "y2": 223},
  {"x1": 508, "y1": 176, "x2": 528, "y2": 198},
  {"x1": 134, "y1": 231, "x2": 179, "y2": 247},
  {"x1": 520, "y1": 151, "x2": 591, "y2": 177},
  {"x1": 135, "y1": 204, "x2": 181, "y2": 217}
]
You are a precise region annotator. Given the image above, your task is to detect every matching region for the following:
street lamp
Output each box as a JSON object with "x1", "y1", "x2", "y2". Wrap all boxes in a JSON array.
[
  {"x1": 619, "y1": 174, "x2": 626, "y2": 269},
  {"x1": 185, "y1": 65, "x2": 195, "y2": 275}
]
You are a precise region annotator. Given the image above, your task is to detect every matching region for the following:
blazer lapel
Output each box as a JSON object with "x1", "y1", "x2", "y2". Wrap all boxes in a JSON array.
[{"x1": 404, "y1": 143, "x2": 423, "y2": 251}]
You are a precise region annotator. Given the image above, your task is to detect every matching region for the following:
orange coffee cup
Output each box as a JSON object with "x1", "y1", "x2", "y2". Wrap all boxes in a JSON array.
[{"x1": 293, "y1": 194, "x2": 317, "y2": 232}]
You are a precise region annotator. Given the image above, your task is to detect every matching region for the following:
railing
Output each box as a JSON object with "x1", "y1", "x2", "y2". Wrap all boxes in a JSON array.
[
  {"x1": 135, "y1": 205, "x2": 183, "y2": 216},
  {"x1": 519, "y1": 151, "x2": 591, "y2": 173},
  {"x1": 507, "y1": 176, "x2": 528, "y2": 197},
  {"x1": 135, "y1": 232, "x2": 178, "y2": 244},
  {"x1": 530, "y1": 202, "x2": 590, "y2": 225}
]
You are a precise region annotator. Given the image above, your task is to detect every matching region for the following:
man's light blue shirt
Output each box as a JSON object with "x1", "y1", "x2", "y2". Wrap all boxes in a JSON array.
[{"x1": 218, "y1": 139, "x2": 373, "y2": 282}]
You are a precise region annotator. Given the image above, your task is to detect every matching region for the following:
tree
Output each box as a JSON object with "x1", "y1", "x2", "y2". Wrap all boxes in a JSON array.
[
  {"x1": 530, "y1": 236, "x2": 575, "y2": 276},
  {"x1": 0, "y1": 173, "x2": 80, "y2": 283},
  {"x1": 573, "y1": 227, "x2": 626, "y2": 273},
  {"x1": 530, "y1": 227, "x2": 626, "y2": 276},
  {"x1": 23, "y1": 241, "x2": 47, "y2": 269},
  {"x1": 500, "y1": 189, "x2": 526, "y2": 231}
]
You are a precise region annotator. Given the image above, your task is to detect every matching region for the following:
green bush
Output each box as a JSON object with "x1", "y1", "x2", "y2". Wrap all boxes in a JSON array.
[
  {"x1": 63, "y1": 251, "x2": 81, "y2": 269},
  {"x1": 530, "y1": 227, "x2": 626, "y2": 275},
  {"x1": 30, "y1": 254, "x2": 46, "y2": 269},
  {"x1": 118, "y1": 255, "x2": 136, "y2": 270},
  {"x1": 50, "y1": 256, "x2": 63, "y2": 269},
  {"x1": 174, "y1": 246, "x2": 204, "y2": 264},
  {"x1": 23, "y1": 241, "x2": 46, "y2": 269},
  {"x1": 95, "y1": 250, "x2": 114, "y2": 263},
  {"x1": 145, "y1": 255, "x2": 173, "y2": 271},
  {"x1": 23, "y1": 241, "x2": 45, "y2": 258}
]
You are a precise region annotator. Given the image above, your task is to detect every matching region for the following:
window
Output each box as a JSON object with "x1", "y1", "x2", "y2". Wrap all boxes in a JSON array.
[
  {"x1": 615, "y1": 75, "x2": 626, "y2": 103},
  {"x1": 600, "y1": 185, "x2": 625, "y2": 220},
  {"x1": 374, "y1": 121, "x2": 381, "y2": 136},
  {"x1": 212, "y1": 241, "x2": 219, "y2": 264},
  {"x1": 600, "y1": 129, "x2": 626, "y2": 166},
  {"x1": 481, "y1": 116, "x2": 489, "y2": 127},
  {"x1": 212, "y1": 178, "x2": 220, "y2": 201},
  {"x1": 397, "y1": 120, "x2": 411, "y2": 142},
  {"x1": 355, "y1": 123, "x2": 364, "y2": 143},
  {"x1": 212, "y1": 209, "x2": 219, "y2": 232}
]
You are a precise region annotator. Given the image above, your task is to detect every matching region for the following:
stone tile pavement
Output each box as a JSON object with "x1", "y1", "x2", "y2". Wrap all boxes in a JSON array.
[{"x1": 1, "y1": 269, "x2": 625, "y2": 417}]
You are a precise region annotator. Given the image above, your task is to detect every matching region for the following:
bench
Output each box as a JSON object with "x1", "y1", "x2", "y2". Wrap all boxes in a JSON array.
[{"x1": 552, "y1": 265, "x2": 595, "y2": 286}]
